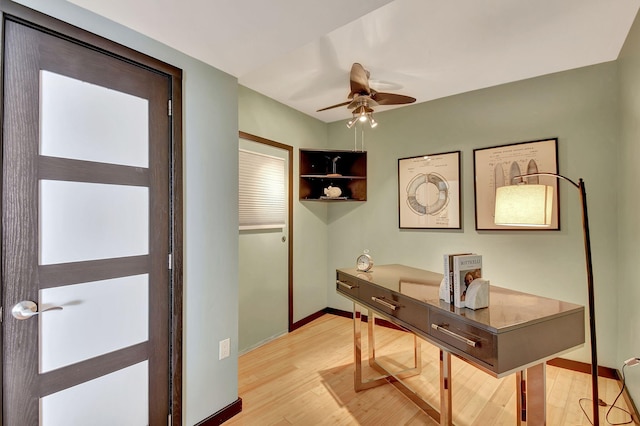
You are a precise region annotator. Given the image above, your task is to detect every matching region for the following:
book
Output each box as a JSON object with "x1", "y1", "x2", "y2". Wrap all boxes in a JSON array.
[
  {"x1": 453, "y1": 254, "x2": 482, "y2": 308},
  {"x1": 442, "y1": 253, "x2": 471, "y2": 304}
]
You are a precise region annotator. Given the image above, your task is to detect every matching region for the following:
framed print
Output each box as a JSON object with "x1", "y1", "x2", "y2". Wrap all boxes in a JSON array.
[
  {"x1": 398, "y1": 151, "x2": 461, "y2": 229},
  {"x1": 473, "y1": 138, "x2": 559, "y2": 230}
]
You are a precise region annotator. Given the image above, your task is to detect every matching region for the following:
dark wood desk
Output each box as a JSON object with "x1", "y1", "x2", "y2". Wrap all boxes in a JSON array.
[{"x1": 336, "y1": 264, "x2": 585, "y2": 425}]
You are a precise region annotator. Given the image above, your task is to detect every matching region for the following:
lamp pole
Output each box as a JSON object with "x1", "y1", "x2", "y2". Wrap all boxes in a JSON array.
[
  {"x1": 513, "y1": 173, "x2": 599, "y2": 424},
  {"x1": 578, "y1": 178, "x2": 599, "y2": 426}
]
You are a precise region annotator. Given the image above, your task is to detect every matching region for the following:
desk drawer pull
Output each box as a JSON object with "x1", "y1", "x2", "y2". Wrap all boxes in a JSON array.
[
  {"x1": 431, "y1": 324, "x2": 478, "y2": 347},
  {"x1": 336, "y1": 280, "x2": 356, "y2": 290},
  {"x1": 371, "y1": 296, "x2": 397, "y2": 311}
]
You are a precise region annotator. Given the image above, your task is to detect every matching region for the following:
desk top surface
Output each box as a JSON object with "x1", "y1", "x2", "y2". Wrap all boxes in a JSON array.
[{"x1": 337, "y1": 264, "x2": 584, "y2": 332}]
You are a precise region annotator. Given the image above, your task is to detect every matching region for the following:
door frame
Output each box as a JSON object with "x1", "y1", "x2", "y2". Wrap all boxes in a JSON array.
[
  {"x1": 238, "y1": 132, "x2": 294, "y2": 331},
  {"x1": 0, "y1": 1, "x2": 184, "y2": 424}
]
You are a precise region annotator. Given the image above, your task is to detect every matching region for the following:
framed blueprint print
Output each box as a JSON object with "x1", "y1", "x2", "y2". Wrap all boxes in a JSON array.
[
  {"x1": 473, "y1": 138, "x2": 559, "y2": 230},
  {"x1": 398, "y1": 151, "x2": 461, "y2": 229}
]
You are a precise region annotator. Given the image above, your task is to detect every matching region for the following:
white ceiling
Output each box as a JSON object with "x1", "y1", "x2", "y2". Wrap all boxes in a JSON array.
[{"x1": 68, "y1": 0, "x2": 639, "y2": 123}]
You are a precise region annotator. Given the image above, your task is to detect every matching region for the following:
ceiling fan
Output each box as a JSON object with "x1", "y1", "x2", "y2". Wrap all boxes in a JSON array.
[{"x1": 317, "y1": 63, "x2": 416, "y2": 128}]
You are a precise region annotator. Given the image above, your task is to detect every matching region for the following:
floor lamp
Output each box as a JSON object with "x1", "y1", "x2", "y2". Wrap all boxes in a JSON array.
[{"x1": 494, "y1": 172, "x2": 599, "y2": 425}]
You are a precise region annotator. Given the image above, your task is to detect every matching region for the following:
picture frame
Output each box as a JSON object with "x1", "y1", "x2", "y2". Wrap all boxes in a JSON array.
[
  {"x1": 398, "y1": 151, "x2": 461, "y2": 229},
  {"x1": 473, "y1": 138, "x2": 560, "y2": 230}
]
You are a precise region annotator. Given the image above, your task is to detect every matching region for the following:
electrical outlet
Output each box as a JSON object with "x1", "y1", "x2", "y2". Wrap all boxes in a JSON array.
[{"x1": 219, "y1": 338, "x2": 230, "y2": 360}]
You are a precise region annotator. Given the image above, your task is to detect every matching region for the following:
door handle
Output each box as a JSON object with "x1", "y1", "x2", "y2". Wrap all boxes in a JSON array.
[{"x1": 11, "y1": 300, "x2": 63, "y2": 320}]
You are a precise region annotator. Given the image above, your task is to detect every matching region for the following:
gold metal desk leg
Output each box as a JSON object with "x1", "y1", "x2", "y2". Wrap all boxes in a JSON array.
[
  {"x1": 367, "y1": 309, "x2": 422, "y2": 376},
  {"x1": 351, "y1": 303, "x2": 441, "y2": 423},
  {"x1": 440, "y1": 349, "x2": 453, "y2": 426},
  {"x1": 517, "y1": 363, "x2": 546, "y2": 425},
  {"x1": 353, "y1": 304, "x2": 388, "y2": 391},
  {"x1": 367, "y1": 307, "x2": 376, "y2": 368},
  {"x1": 353, "y1": 304, "x2": 423, "y2": 390}
]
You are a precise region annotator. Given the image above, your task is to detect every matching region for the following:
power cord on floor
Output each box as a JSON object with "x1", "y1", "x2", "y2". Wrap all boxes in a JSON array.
[{"x1": 579, "y1": 359, "x2": 638, "y2": 425}]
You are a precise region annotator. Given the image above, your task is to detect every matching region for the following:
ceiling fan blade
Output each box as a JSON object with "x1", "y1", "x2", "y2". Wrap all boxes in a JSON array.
[
  {"x1": 349, "y1": 63, "x2": 371, "y2": 98},
  {"x1": 316, "y1": 100, "x2": 351, "y2": 112},
  {"x1": 371, "y1": 92, "x2": 416, "y2": 105}
]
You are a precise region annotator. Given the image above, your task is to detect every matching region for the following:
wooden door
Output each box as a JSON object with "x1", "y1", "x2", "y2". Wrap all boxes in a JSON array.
[{"x1": 2, "y1": 8, "x2": 182, "y2": 425}]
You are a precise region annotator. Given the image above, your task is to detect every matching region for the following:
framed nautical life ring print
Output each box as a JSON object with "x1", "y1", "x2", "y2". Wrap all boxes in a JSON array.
[{"x1": 398, "y1": 151, "x2": 461, "y2": 229}]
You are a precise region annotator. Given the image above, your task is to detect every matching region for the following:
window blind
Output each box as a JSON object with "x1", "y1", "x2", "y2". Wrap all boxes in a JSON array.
[{"x1": 238, "y1": 148, "x2": 285, "y2": 230}]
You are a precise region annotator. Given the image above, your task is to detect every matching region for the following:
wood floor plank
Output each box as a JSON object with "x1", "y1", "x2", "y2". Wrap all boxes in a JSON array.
[{"x1": 229, "y1": 314, "x2": 633, "y2": 425}]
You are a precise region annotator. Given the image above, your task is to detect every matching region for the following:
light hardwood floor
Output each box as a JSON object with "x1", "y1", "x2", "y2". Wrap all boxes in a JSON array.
[{"x1": 227, "y1": 314, "x2": 634, "y2": 425}]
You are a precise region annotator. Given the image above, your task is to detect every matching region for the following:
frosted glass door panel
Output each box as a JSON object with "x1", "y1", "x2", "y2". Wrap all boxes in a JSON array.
[
  {"x1": 40, "y1": 181, "x2": 149, "y2": 265},
  {"x1": 40, "y1": 361, "x2": 148, "y2": 426},
  {"x1": 39, "y1": 274, "x2": 148, "y2": 373},
  {"x1": 40, "y1": 70, "x2": 149, "y2": 167}
]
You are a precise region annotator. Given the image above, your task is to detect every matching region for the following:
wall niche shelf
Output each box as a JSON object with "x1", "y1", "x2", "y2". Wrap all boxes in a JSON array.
[{"x1": 299, "y1": 149, "x2": 367, "y2": 201}]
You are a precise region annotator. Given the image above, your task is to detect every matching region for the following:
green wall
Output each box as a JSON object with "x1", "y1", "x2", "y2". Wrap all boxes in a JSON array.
[
  {"x1": 12, "y1": 1, "x2": 241, "y2": 424},
  {"x1": 618, "y1": 10, "x2": 640, "y2": 405},
  {"x1": 326, "y1": 62, "x2": 621, "y2": 371}
]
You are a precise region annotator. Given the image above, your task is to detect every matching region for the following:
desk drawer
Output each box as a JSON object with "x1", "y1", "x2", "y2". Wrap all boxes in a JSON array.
[
  {"x1": 428, "y1": 311, "x2": 496, "y2": 366},
  {"x1": 358, "y1": 281, "x2": 427, "y2": 331},
  {"x1": 335, "y1": 272, "x2": 360, "y2": 299}
]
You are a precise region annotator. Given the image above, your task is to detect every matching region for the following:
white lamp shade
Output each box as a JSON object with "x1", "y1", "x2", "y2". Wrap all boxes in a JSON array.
[{"x1": 494, "y1": 184, "x2": 554, "y2": 226}]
